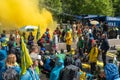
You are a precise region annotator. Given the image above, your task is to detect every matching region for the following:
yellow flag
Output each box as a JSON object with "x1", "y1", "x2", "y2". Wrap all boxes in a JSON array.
[{"x1": 21, "y1": 37, "x2": 33, "y2": 75}]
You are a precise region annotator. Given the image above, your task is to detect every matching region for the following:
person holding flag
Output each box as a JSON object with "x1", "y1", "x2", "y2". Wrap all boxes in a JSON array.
[{"x1": 20, "y1": 37, "x2": 40, "y2": 80}]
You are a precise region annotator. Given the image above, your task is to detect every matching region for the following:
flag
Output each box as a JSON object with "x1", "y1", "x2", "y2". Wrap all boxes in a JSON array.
[
  {"x1": 36, "y1": 26, "x2": 40, "y2": 40},
  {"x1": 21, "y1": 37, "x2": 33, "y2": 75}
]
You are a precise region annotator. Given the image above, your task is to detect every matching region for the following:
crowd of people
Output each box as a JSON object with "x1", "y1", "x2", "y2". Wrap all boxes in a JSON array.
[{"x1": 0, "y1": 20, "x2": 120, "y2": 80}]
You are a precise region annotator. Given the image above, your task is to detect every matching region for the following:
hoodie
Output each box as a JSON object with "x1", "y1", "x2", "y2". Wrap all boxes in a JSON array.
[
  {"x1": 0, "y1": 50, "x2": 7, "y2": 70},
  {"x1": 104, "y1": 63, "x2": 120, "y2": 80},
  {"x1": 65, "y1": 31, "x2": 72, "y2": 45},
  {"x1": 50, "y1": 59, "x2": 64, "y2": 80}
]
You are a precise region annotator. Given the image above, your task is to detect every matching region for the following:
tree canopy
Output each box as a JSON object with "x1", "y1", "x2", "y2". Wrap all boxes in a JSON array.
[{"x1": 41, "y1": 0, "x2": 120, "y2": 21}]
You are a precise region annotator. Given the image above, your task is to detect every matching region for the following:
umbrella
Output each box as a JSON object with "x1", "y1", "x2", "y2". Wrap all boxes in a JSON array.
[
  {"x1": 90, "y1": 20, "x2": 99, "y2": 25},
  {"x1": 20, "y1": 25, "x2": 38, "y2": 31}
]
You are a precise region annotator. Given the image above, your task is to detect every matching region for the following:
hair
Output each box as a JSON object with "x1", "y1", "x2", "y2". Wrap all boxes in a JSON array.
[
  {"x1": 30, "y1": 32, "x2": 33, "y2": 36},
  {"x1": 6, "y1": 54, "x2": 16, "y2": 66},
  {"x1": 102, "y1": 34, "x2": 107, "y2": 38},
  {"x1": 30, "y1": 45, "x2": 39, "y2": 53},
  {"x1": 92, "y1": 41, "x2": 97, "y2": 47}
]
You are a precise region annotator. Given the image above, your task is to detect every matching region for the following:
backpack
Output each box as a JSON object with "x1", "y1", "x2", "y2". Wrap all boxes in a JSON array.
[
  {"x1": 14, "y1": 47, "x2": 21, "y2": 64},
  {"x1": 64, "y1": 55, "x2": 74, "y2": 66},
  {"x1": 2, "y1": 67, "x2": 19, "y2": 80},
  {"x1": 59, "y1": 65, "x2": 80, "y2": 80}
]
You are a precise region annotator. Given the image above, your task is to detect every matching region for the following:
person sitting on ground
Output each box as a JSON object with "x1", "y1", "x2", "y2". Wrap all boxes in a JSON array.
[
  {"x1": 0, "y1": 50, "x2": 7, "y2": 71},
  {"x1": 0, "y1": 53, "x2": 21, "y2": 80},
  {"x1": 30, "y1": 45, "x2": 43, "y2": 75},
  {"x1": 50, "y1": 58, "x2": 64, "y2": 80},
  {"x1": 20, "y1": 58, "x2": 40, "y2": 80},
  {"x1": 104, "y1": 63, "x2": 120, "y2": 80}
]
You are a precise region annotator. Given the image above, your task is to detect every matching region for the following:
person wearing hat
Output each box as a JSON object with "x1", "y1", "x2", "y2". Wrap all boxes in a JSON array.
[
  {"x1": 0, "y1": 53, "x2": 21, "y2": 80},
  {"x1": 45, "y1": 28, "x2": 50, "y2": 43},
  {"x1": 52, "y1": 31, "x2": 58, "y2": 51},
  {"x1": 30, "y1": 46, "x2": 43, "y2": 75}
]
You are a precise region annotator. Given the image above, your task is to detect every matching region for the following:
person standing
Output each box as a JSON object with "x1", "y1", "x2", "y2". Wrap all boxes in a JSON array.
[
  {"x1": 89, "y1": 42, "x2": 99, "y2": 74},
  {"x1": 77, "y1": 36, "x2": 84, "y2": 57},
  {"x1": 65, "y1": 31, "x2": 72, "y2": 52},
  {"x1": 100, "y1": 34, "x2": 109, "y2": 66},
  {"x1": 102, "y1": 22, "x2": 108, "y2": 35},
  {"x1": 20, "y1": 58, "x2": 40, "y2": 80},
  {"x1": 28, "y1": 32, "x2": 34, "y2": 49},
  {"x1": 52, "y1": 31, "x2": 58, "y2": 51},
  {"x1": 0, "y1": 54, "x2": 21, "y2": 80}
]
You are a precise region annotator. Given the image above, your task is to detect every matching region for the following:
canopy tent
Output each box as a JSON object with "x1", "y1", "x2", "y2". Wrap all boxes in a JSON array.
[
  {"x1": 20, "y1": 25, "x2": 38, "y2": 31},
  {"x1": 106, "y1": 17, "x2": 120, "y2": 27}
]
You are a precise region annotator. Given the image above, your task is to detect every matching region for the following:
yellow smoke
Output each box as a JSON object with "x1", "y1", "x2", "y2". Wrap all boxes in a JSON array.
[{"x1": 0, "y1": 0, "x2": 56, "y2": 35}]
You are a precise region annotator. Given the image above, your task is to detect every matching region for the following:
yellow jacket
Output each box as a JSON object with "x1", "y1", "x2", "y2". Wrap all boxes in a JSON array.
[
  {"x1": 65, "y1": 32, "x2": 72, "y2": 45},
  {"x1": 89, "y1": 47, "x2": 99, "y2": 63}
]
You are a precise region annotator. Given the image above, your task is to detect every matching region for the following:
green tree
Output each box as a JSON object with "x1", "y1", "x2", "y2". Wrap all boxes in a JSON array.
[
  {"x1": 112, "y1": 0, "x2": 120, "y2": 16},
  {"x1": 43, "y1": 0, "x2": 62, "y2": 20},
  {"x1": 62, "y1": 0, "x2": 114, "y2": 16}
]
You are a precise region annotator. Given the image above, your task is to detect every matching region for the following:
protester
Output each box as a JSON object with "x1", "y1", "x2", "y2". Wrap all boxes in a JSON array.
[
  {"x1": 8, "y1": 36, "x2": 17, "y2": 54},
  {"x1": 0, "y1": 20, "x2": 120, "y2": 80},
  {"x1": 0, "y1": 33, "x2": 9, "y2": 51},
  {"x1": 59, "y1": 58, "x2": 80, "y2": 80},
  {"x1": 50, "y1": 58, "x2": 64, "y2": 80},
  {"x1": 52, "y1": 31, "x2": 58, "y2": 51},
  {"x1": 15, "y1": 30, "x2": 20, "y2": 44},
  {"x1": 55, "y1": 27, "x2": 61, "y2": 42},
  {"x1": 30, "y1": 45, "x2": 43, "y2": 66},
  {"x1": 20, "y1": 58, "x2": 40, "y2": 80},
  {"x1": 102, "y1": 22, "x2": 109, "y2": 35},
  {"x1": 0, "y1": 50, "x2": 7, "y2": 70},
  {"x1": 56, "y1": 49, "x2": 66, "y2": 60},
  {"x1": 22, "y1": 32, "x2": 27, "y2": 43},
  {"x1": 0, "y1": 54, "x2": 21, "y2": 80},
  {"x1": 45, "y1": 28, "x2": 50, "y2": 43},
  {"x1": 28, "y1": 32, "x2": 34, "y2": 49},
  {"x1": 77, "y1": 36, "x2": 84, "y2": 57},
  {"x1": 65, "y1": 31, "x2": 72, "y2": 52},
  {"x1": 100, "y1": 34, "x2": 110, "y2": 66},
  {"x1": 89, "y1": 42, "x2": 99, "y2": 74},
  {"x1": 37, "y1": 36, "x2": 46, "y2": 52},
  {"x1": 104, "y1": 63, "x2": 120, "y2": 80}
]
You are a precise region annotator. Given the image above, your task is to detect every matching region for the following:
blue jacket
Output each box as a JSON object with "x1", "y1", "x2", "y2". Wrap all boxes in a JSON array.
[
  {"x1": 104, "y1": 63, "x2": 120, "y2": 80},
  {"x1": 0, "y1": 65, "x2": 21, "y2": 80},
  {"x1": 44, "y1": 58, "x2": 51, "y2": 71},
  {"x1": 50, "y1": 59, "x2": 64, "y2": 80},
  {"x1": 20, "y1": 68, "x2": 40, "y2": 80},
  {"x1": 0, "y1": 50, "x2": 7, "y2": 70}
]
